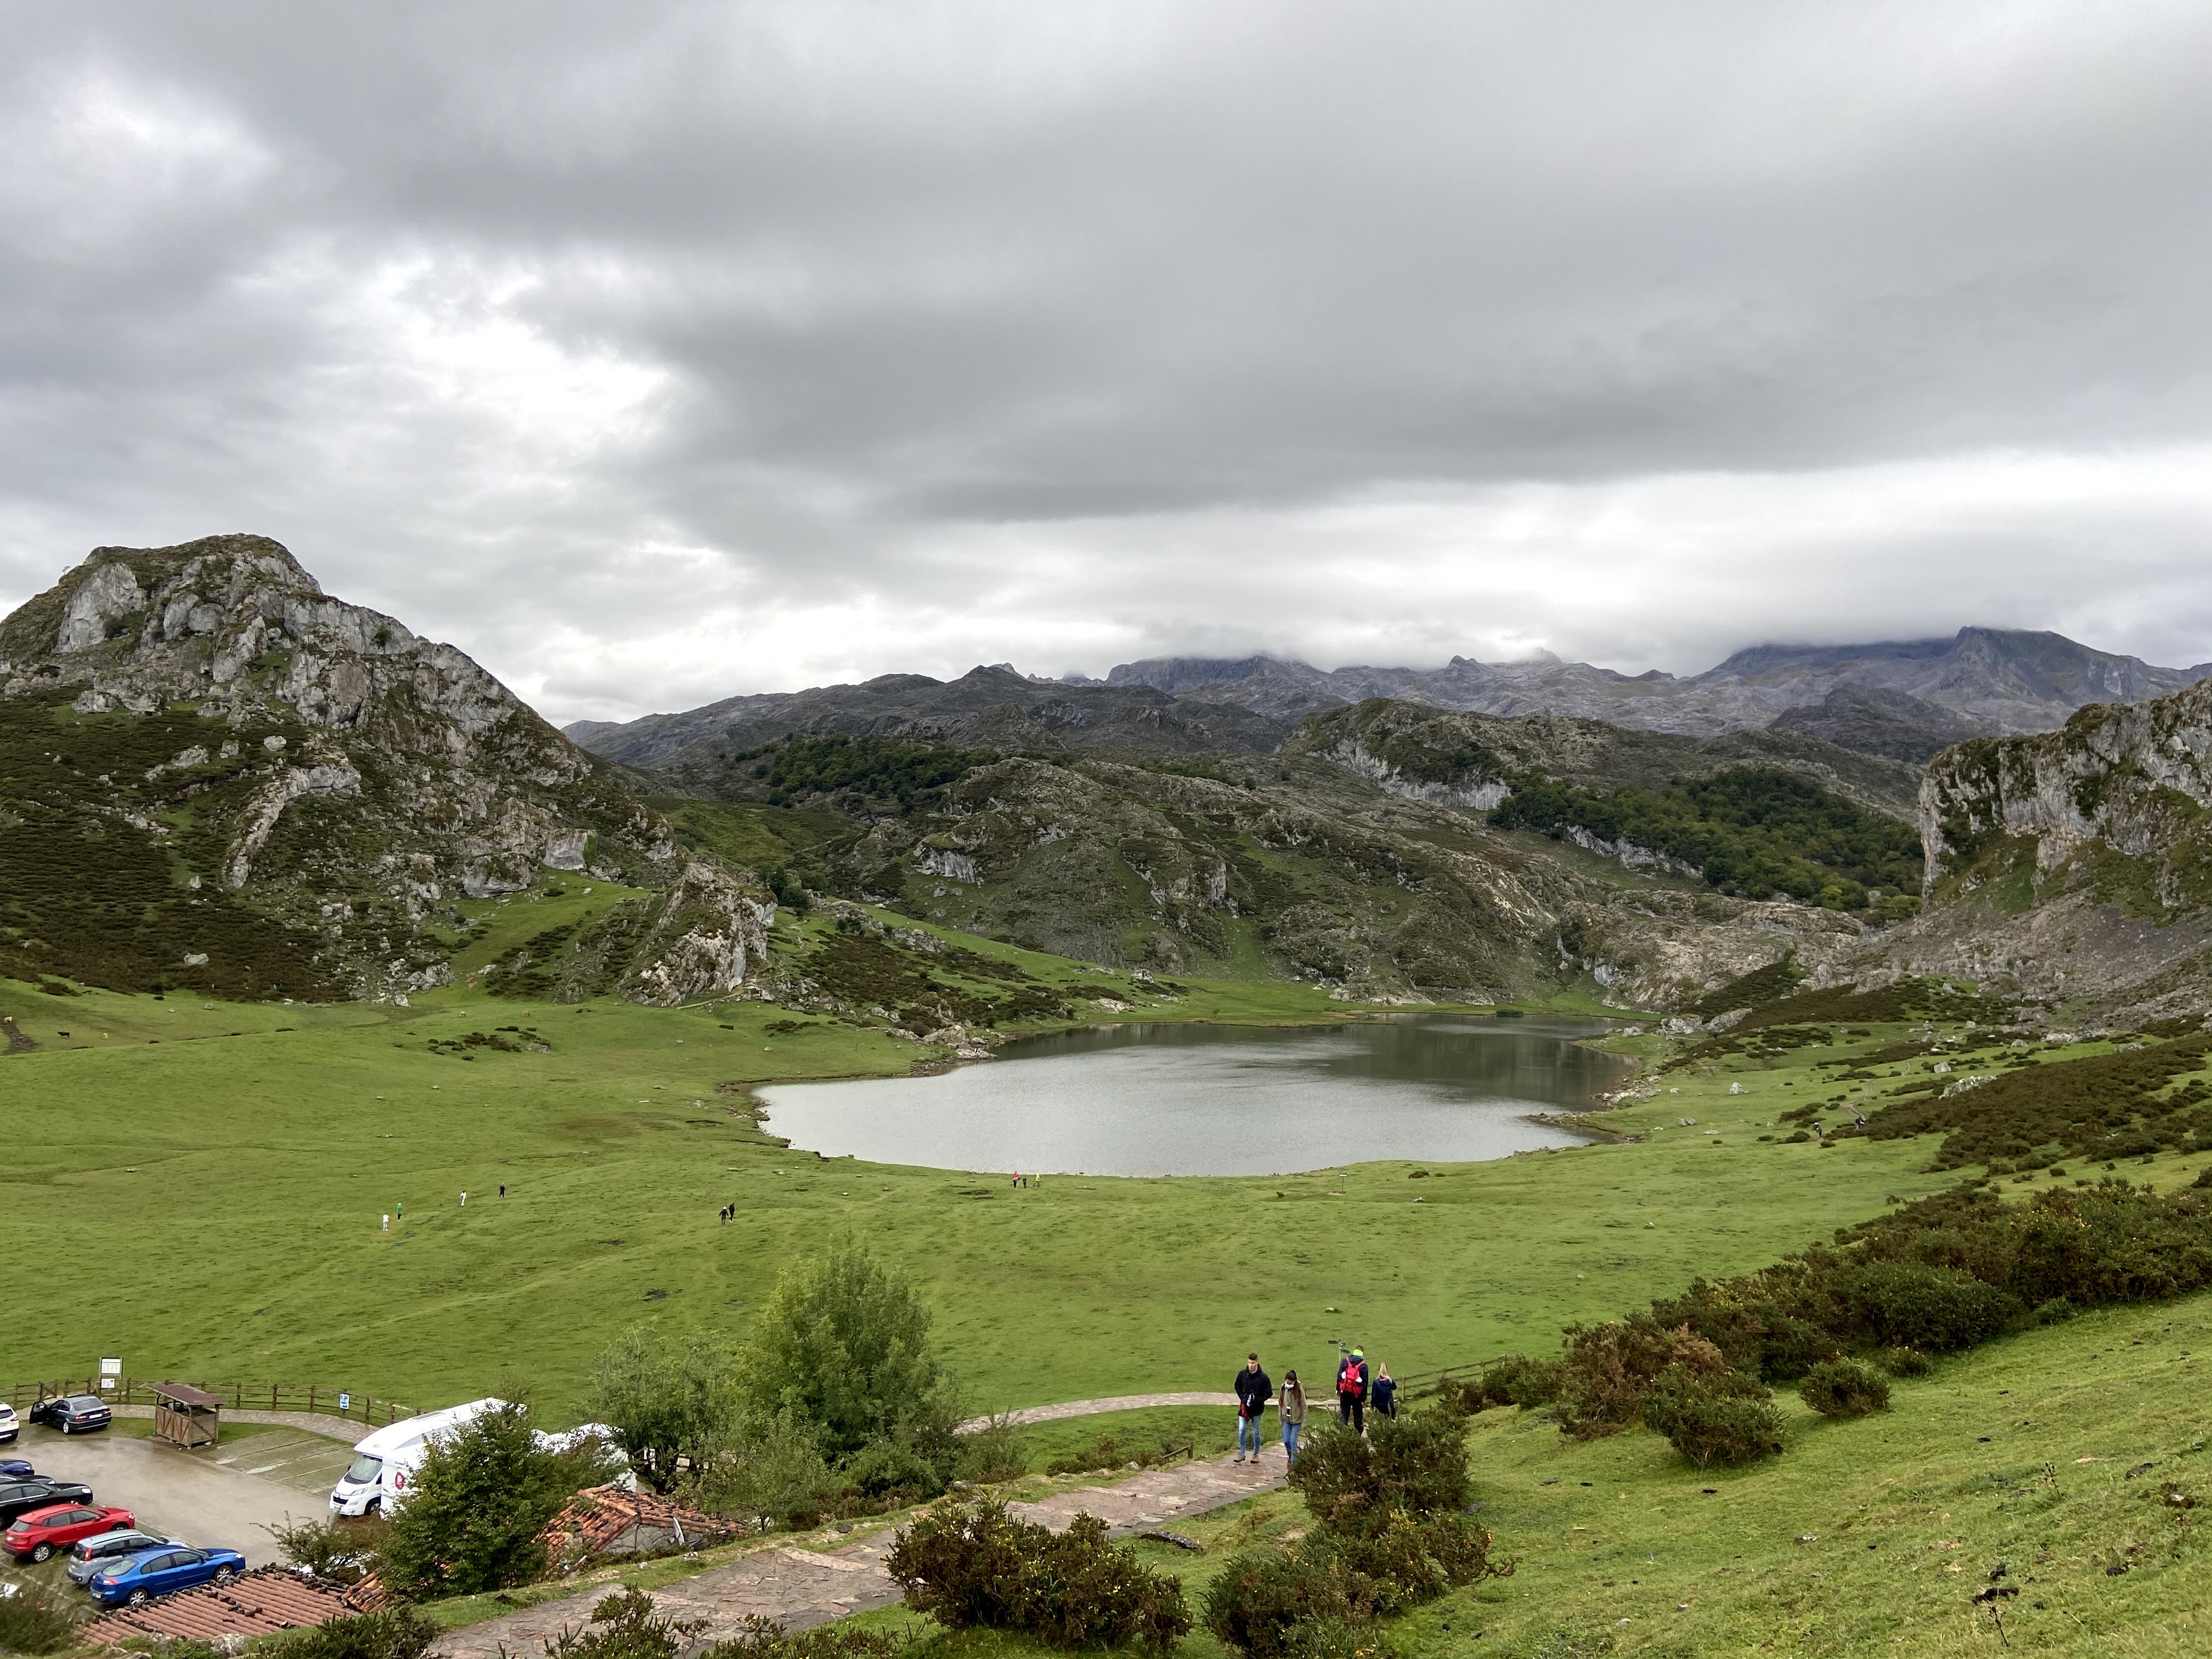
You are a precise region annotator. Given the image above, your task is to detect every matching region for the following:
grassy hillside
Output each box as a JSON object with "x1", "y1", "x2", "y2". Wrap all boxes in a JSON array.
[
  {"x1": 0, "y1": 890, "x2": 2021, "y2": 1419},
  {"x1": 854, "y1": 1293, "x2": 2212, "y2": 1658}
]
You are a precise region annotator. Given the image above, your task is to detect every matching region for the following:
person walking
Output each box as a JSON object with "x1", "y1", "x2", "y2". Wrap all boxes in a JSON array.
[
  {"x1": 1336, "y1": 1346, "x2": 1369, "y2": 1432},
  {"x1": 1233, "y1": 1351, "x2": 1273, "y2": 1463},
  {"x1": 1371, "y1": 1363, "x2": 1397, "y2": 1420},
  {"x1": 1279, "y1": 1369, "x2": 1307, "y2": 1465}
]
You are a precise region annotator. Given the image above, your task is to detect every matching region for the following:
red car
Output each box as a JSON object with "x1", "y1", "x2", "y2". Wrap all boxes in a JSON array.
[{"x1": 4, "y1": 1503, "x2": 136, "y2": 1564}]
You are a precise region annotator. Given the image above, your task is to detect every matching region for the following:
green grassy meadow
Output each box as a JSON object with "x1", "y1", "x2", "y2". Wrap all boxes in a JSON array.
[
  {"x1": 2, "y1": 928, "x2": 1979, "y2": 1419},
  {"x1": 14, "y1": 887, "x2": 2212, "y2": 1651}
]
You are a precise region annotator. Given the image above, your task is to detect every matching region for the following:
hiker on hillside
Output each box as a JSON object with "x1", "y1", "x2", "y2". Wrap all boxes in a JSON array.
[
  {"x1": 1371, "y1": 1363, "x2": 1397, "y2": 1420},
  {"x1": 1233, "y1": 1352, "x2": 1273, "y2": 1463},
  {"x1": 1336, "y1": 1347, "x2": 1369, "y2": 1432},
  {"x1": 1279, "y1": 1370, "x2": 1307, "y2": 1465}
]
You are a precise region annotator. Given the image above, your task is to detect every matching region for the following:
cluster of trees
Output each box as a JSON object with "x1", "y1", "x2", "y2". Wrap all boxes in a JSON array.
[
  {"x1": 589, "y1": 1240, "x2": 1020, "y2": 1528},
  {"x1": 738, "y1": 735, "x2": 998, "y2": 812},
  {"x1": 1487, "y1": 765, "x2": 1923, "y2": 910},
  {"x1": 1447, "y1": 1176, "x2": 2212, "y2": 1467},
  {"x1": 269, "y1": 1244, "x2": 1013, "y2": 1610}
]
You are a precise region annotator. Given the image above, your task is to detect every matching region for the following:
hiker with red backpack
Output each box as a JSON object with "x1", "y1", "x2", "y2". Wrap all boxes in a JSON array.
[{"x1": 1336, "y1": 1347, "x2": 1369, "y2": 1432}]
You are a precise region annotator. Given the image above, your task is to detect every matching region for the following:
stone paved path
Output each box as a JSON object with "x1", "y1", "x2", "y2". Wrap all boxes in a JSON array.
[{"x1": 432, "y1": 1450, "x2": 1287, "y2": 1657}]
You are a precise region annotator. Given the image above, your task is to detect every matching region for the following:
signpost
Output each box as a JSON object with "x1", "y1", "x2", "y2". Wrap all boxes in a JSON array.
[{"x1": 99, "y1": 1358, "x2": 121, "y2": 1391}]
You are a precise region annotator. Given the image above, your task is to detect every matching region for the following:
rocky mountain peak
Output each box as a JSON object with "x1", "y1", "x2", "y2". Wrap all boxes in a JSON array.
[{"x1": 1, "y1": 535, "x2": 766, "y2": 1005}]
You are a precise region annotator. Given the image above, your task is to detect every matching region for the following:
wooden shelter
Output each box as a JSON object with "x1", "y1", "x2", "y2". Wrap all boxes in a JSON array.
[{"x1": 150, "y1": 1381, "x2": 223, "y2": 1450}]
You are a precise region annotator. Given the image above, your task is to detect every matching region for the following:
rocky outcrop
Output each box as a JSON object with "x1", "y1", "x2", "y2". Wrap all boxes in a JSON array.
[
  {"x1": 1866, "y1": 680, "x2": 2212, "y2": 1019},
  {"x1": 0, "y1": 535, "x2": 736, "y2": 1003},
  {"x1": 617, "y1": 861, "x2": 776, "y2": 1007}
]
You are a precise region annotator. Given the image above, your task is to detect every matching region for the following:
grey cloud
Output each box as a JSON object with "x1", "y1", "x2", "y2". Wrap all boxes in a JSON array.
[{"x1": 2, "y1": 1, "x2": 2210, "y2": 720}]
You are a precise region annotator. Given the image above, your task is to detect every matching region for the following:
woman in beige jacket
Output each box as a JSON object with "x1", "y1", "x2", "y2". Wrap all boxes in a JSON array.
[{"x1": 1279, "y1": 1370, "x2": 1308, "y2": 1465}]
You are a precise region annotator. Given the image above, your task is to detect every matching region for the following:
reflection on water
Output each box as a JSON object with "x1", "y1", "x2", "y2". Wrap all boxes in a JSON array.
[{"x1": 753, "y1": 1014, "x2": 1629, "y2": 1176}]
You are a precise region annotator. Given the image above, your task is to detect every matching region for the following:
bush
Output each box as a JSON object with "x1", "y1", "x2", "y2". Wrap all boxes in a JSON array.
[
  {"x1": 261, "y1": 1607, "x2": 439, "y2": 1659},
  {"x1": 541, "y1": 1588, "x2": 705, "y2": 1659},
  {"x1": 706, "y1": 1616, "x2": 911, "y2": 1658},
  {"x1": 886, "y1": 1496, "x2": 1190, "y2": 1651},
  {"x1": 1639, "y1": 1365, "x2": 1784, "y2": 1468},
  {"x1": 1290, "y1": 1414, "x2": 1472, "y2": 1532},
  {"x1": 1201, "y1": 1551, "x2": 1380, "y2": 1659},
  {"x1": 1559, "y1": 1322, "x2": 1730, "y2": 1438},
  {"x1": 380, "y1": 1401, "x2": 620, "y2": 1599},
  {"x1": 264, "y1": 1514, "x2": 390, "y2": 1585},
  {"x1": 1842, "y1": 1261, "x2": 2019, "y2": 1351},
  {"x1": 843, "y1": 1438, "x2": 939, "y2": 1500},
  {"x1": 1796, "y1": 1359, "x2": 1891, "y2": 1419},
  {"x1": 1880, "y1": 1346, "x2": 1933, "y2": 1377},
  {"x1": 0, "y1": 1579, "x2": 87, "y2": 1655}
]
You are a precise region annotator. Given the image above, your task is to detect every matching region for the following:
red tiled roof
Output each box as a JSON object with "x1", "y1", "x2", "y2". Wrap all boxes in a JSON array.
[
  {"x1": 543, "y1": 1483, "x2": 743, "y2": 1556},
  {"x1": 82, "y1": 1566, "x2": 360, "y2": 1646}
]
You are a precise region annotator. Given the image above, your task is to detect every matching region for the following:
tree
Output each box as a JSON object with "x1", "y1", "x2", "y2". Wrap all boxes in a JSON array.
[
  {"x1": 697, "y1": 1414, "x2": 833, "y2": 1530},
  {"x1": 590, "y1": 1324, "x2": 740, "y2": 1493},
  {"x1": 742, "y1": 1239, "x2": 954, "y2": 1460},
  {"x1": 379, "y1": 1402, "x2": 617, "y2": 1599}
]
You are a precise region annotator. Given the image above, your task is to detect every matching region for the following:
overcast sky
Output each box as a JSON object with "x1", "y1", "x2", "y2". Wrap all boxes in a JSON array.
[{"x1": 4, "y1": 2, "x2": 2211, "y2": 723}]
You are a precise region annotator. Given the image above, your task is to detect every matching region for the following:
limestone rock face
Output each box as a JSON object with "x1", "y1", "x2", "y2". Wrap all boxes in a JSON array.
[
  {"x1": 0, "y1": 535, "x2": 720, "y2": 1002},
  {"x1": 1871, "y1": 679, "x2": 2212, "y2": 1020},
  {"x1": 617, "y1": 861, "x2": 776, "y2": 1007}
]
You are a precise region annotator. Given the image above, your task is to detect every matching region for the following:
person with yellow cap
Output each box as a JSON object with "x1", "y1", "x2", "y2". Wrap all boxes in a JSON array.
[{"x1": 1335, "y1": 1346, "x2": 1369, "y2": 1432}]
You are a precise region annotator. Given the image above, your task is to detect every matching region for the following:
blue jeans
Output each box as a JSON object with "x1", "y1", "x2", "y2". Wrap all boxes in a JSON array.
[
  {"x1": 1282, "y1": 1419, "x2": 1302, "y2": 1463},
  {"x1": 1238, "y1": 1413, "x2": 1264, "y2": 1455}
]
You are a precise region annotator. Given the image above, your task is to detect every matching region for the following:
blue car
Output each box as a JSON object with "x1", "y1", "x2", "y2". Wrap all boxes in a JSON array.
[{"x1": 88, "y1": 1544, "x2": 247, "y2": 1606}]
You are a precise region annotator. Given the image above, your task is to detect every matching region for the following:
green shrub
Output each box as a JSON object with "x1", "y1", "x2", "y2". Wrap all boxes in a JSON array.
[
  {"x1": 1476, "y1": 1353, "x2": 1565, "y2": 1408},
  {"x1": 1842, "y1": 1261, "x2": 2019, "y2": 1351},
  {"x1": 1559, "y1": 1321, "x2": 1731, "y2": 1438},
  {"x1": 265, "y1": 1514, "x2": 390, "y2": 1584},
  {"x1": 706, "y1": 1616, "x2": 911, "y2": 1658},
  {"x1": 261, "y1": 1607, "x2": 439, "y2": 1659},
  {"x1": 1201, "y1": 1551, "x2": 1381, "y2": 1659},
  {"x1": 0, "y1": 1578, "x2": 87, "y2": 1655},
  {"x1": 1639, "y1": 1365, "x2": 1784, "y2": 1467},
  {"x1": 842, "y1": 1437, "x2": 939, "y2": 1499},
  {"x1": 540, "y1": 1588, "x2": 705, "y2": 1659},
  {"x1": 1880, "y1": 1346, "x2": 1933, "y2": 1377},
  {"x1": 379, "y1": 1401, "x2": 619, "y2": 1599},
  {"x1": 1796, "y1": 1359, "x2": 1891, "y2": 1419},
  {"x1": 886, "y1": 1496, "x2": 1190, "y2": 1650},
  {"x1": 1290, "y1": 1413, "x2": 1474, "y2": 1530}
]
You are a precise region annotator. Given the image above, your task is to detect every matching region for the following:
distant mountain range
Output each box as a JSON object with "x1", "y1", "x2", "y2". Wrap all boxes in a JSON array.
[
  {"x1": 1081, "y1": 628, "x2": 2211, "y2": 745},
  {"x1": 570, "y1": 627, "x2": 2211, "y2": 769}
]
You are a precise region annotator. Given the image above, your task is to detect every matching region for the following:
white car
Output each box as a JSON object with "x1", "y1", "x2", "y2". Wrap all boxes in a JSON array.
[{"x1": 0, "y1": 1402, "x2": 18, "y2": 1444}]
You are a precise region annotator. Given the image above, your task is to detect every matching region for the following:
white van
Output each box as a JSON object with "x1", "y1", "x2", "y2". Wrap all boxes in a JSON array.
[{"x1": 329, "y1": 1398, "x2": 509, "y2": 1516}]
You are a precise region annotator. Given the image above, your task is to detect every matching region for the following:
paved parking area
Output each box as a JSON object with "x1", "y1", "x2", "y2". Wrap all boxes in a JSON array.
[{"x1": 9, "y1": 1425, "x2": 336, "y2": 1567}]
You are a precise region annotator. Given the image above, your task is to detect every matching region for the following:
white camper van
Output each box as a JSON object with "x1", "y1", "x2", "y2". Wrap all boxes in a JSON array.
[{"x1": 328, "y1": 1398, "x2": 508, "y2": 1516}]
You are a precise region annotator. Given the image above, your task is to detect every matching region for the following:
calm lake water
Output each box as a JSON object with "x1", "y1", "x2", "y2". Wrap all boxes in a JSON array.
[{"x1": 753, "y1": 1015, "x2": 1628, "y2": 1176}]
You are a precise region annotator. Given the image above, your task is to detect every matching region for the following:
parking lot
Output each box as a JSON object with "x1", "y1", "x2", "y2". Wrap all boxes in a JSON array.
[{"x1": 3, "y1": 1419, "x2": 350, "y2": 1595}]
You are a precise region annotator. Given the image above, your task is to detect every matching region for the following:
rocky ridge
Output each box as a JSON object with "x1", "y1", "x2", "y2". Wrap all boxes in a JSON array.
[
  {"x1": 1863, "y1": 678, "x2": 2212, "y2": 1022},
  {"x1": 0, "y1": 536, "x2": 769, "y2": 1003}
]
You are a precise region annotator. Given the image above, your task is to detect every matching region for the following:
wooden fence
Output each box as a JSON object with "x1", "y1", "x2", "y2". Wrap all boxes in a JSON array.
[{"x1": 4, "y1": 1379, "x2": 419, "y2": 1430}]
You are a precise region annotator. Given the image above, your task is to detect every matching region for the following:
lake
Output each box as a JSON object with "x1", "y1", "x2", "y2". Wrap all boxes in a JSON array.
[{"x1": 752, "y1": 1014, "x2": 1628, "y2": 1176}]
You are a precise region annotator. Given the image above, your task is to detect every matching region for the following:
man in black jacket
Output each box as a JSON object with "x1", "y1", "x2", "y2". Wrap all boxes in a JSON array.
[{"x1": 1233, "y1": 1352, "x2": 1272, "y2": 1462}]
